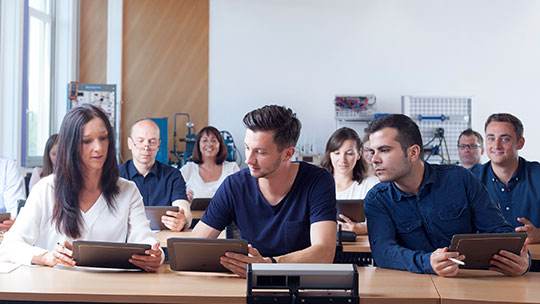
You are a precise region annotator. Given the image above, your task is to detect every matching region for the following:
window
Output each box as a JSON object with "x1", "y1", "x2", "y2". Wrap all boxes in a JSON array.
[{"x1": 23, "y1": 0, "x2": 55, "y2": 167}]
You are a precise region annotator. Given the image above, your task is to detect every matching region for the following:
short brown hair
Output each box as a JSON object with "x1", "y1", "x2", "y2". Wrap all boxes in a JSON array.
[
  {"x1": 484, "y1": 113, "x2": 524, "y2": 139},
  {"x1": 366, "y1": 114, "x2": 424, "y2": 159},
  {"x1": 458, "y1": 128, "x2": 483, "y2": 146},
  {"x1": 191, "y1": 126, "x2": 228, "y2": 165},
  {"x1": 242, "y1": 105, "x2": 301, "y2": 151}
]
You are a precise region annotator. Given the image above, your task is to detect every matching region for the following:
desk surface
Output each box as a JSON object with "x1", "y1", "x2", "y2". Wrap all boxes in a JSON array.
[
  {"x1": 432, "y1": 269, "x2": 540, "y2": 304},
  {"x1": 0, "y1": 265, "x2": 245, "y2": 304},
  {"x1": 0, "y1": 264, "x2": 441, "y2": 304}
]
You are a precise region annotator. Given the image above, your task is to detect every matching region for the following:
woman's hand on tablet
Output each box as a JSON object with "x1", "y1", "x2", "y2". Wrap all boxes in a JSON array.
[
  {"x1": 32, "y1": 240, "x2": 75, "y2": 267},
  {"x1": 130, "y1": 242, "x2": 162, "y2": 272}
]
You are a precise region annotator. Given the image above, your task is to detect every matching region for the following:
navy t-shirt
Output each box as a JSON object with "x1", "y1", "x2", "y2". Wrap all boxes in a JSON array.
[
  {"x1": 201, "y1": 162, "x2": 336, "y2": 257},
  {"x1": 119, "y1": 160, "x2": 188, "y2": 206}
]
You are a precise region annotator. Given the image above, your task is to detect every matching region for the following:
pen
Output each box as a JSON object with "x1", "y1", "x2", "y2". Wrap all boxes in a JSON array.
[{"x1": 449, "y1": 257, "x2": 465, "y2": 266}]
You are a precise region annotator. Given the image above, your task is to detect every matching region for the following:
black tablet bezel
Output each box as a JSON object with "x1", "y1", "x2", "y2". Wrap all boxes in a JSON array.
[
  {"x1": 72, "y1": 240, "x2": 151, "y2": 269},
  {"x1": 336, "y1": 199, "x2": 365, "y2": 223},
  {"x1": 145, "y1": 206, "x2": 180, "y2": 230},
  {"x1": 167, "y1": 237, "x2": 248, "y2": 272},
  {"x1": 190, "y1": 198, "x2": 212, "y2": 211},
  {"x1": 448, "y1": 232, "x2": 527, "y2": 269}
]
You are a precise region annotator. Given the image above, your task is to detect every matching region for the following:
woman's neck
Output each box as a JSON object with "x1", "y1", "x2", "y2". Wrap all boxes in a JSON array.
[
  {"x1": 82, "y1": 169, "x2": 102, "y2": 192},
  {"x1": 334, "y1": 172, "x2": 355, "y2": 192}
]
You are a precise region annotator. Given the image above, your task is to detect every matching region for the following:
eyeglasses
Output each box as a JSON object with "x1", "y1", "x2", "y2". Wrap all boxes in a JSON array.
[
  {"x1": 458, "y1": 144, "x2": 481, "y2": 150},
  {"x1": 130, "y1": 138, "x2": 159, "y2": 150}
]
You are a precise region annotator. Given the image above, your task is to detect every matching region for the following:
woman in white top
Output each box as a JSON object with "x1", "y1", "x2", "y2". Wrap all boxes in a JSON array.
[
  {"x1": 0, "y1": 104, "x2": 161, "y2": 272},
  {"x1": 28, "y1": 134, "x2": 58, "y2": 192},
  {"x1": 321, "y1": 127, "x2": 379, "y2": 235},
  {"x1": 180, "y1": 126, "x2": 240, "y2": 201}
]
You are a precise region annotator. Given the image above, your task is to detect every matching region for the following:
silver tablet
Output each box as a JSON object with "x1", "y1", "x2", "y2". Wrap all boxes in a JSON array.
[
  {"x1": 449, "y1": 232, "x2": 527, "y2": 269},
  {"x1": 168, "y1": 238, "x2": 248, "y2": 272},
  {"x1": 72, "y1": 240, "x2": 151, "y2": 269},
  {"x1": 145, "y1": 206, "x2": 179, "y2": 230}
]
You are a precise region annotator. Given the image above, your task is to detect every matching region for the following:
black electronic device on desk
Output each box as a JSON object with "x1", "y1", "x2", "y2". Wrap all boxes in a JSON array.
[
  {"x1": 72, "y1": 240, "x2": 151, "y2": 270},
  {"x1": 168, "y1": 238, "x2": 248, "y2": 272},
  {"x1": 449, "y1": 232, "x2": 527, "y2": 269},
  {"x1": 190, "y1": 198, "x2": 212, "y2": 210},
  {"x1": 247, "y1": 263, "x2": 359, "y2": 304},
  {"x1": 336, "y1": 199, "x2": 365, "y2": 222},
  {"x1": 145, "y1": 206, "x2": 179, "y2": 230}
]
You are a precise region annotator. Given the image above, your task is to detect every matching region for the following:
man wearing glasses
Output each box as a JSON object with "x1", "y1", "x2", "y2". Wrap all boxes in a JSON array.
[
  {"x1": 457, "y1": 128, "x2": 484, "y2": 169},
  {"x1": 120, "y1": 119, "x2": 192, "y2": 231},
  {"x1": 471, "y1": 113, "x2": 540, "y2": 244}
]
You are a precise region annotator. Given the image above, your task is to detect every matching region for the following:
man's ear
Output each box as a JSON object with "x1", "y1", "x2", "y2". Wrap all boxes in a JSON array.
[
  {"x1": 127, "y1": 137, "x2": 134, "y2": 150},
  {"x1": 517, "y1": 137, "x2": 525, "y2": 150},
  {"x1": 408, "y1": 145, "x2": 421, "y2": 162},
  {"x1": 282, "y1": 146, "x2": 296, "y2": 161}
]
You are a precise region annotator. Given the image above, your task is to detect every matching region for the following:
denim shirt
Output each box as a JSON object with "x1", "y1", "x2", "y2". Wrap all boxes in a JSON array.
[
  {"x1": 365, "y1": 163, "x2": 513, "y2": 274},
  {"x1": 470, "y1": 157, "x2": 540, "y2": 229}
]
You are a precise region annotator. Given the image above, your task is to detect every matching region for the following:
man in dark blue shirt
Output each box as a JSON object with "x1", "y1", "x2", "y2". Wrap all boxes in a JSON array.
[
  {"x1": 470, "y1": 113, "x2": 540, "y2": 243},
  {"x1": 192, "y1": 105, "x2": 337, "y2": 278},
  {"x1": 364, "y1": 114, "x2": 528, "y2": 276},
  {"x1": 119, "y1": 119, "x2": 191, "y2": 231}
]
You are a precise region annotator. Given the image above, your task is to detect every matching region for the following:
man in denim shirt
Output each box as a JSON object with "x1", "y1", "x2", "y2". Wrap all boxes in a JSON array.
[
  {"x1": 364, "y1": 114, "x2": 529, "y2": 276},
  {"x1": 470, "y1": 113, "x2": 540, "y2": 244}
]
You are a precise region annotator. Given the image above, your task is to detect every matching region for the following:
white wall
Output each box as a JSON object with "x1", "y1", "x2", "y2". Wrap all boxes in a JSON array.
[{"x1": 209, "y1": 0, "x2": 540, "y2": 163}]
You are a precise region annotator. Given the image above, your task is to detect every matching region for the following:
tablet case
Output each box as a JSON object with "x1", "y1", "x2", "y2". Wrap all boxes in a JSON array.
[
  {"x1": 72, "y1": 240, "x2": 151, "y2": 269},
  {"x1": 336, "y1": 199, "x2": 365, "y2": 222},
  {"x1": 0, "y1": 213, "x2": 10, "y2": 222},
  {"x1": 145, "y1": 206, "x2": 179, "y2": 230},
  {"x1": 191, "y1": 198, "x2": 212, "y2": 211},
  {"x1": 168, "y1": 238, "x2": 248, "y2": 272},
  {"x1": 449, "y1": 232, "x2": 527, "y2": 269}
]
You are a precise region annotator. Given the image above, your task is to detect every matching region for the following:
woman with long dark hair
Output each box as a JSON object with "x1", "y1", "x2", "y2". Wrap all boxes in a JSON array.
[
  {"x1": 0, "y1": 104, "x2": 162, "y2": 271},
  {"x1": 321, "y1": 127, "x2": 378, "y2": 235},
  {"x1": 28, "y1": 134, "x2": 58, "y2": 192}
]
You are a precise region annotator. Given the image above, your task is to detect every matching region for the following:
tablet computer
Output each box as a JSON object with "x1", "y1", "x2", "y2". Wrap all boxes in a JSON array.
[
  {"x1": 449, "y1": 232, "x2": 527, "y2": 269},
  {"x1": 145, "y1": 206, "x2": 179, "y2": 230},
  {"x1": 336, "y1": 199, "x2": 365, "y2": 222},
  {"x1": 168, "y1": 238, "x2": 248, "y2": 272},
  {"x1": 72, "y1": 240, "x2": 151, "y2": 270},
  {"x1": 191, "y1": 198, "x2": 212, "y2": 211},
  {"x1": 0, "y1": 213, "x2": 11, "y2": 222}
]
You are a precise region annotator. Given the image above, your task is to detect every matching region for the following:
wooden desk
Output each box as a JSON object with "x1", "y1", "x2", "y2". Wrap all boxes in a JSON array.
[
  {"x1": 358, "y1": 267, "x2": 439, "y2": 304},
  {"x1": 342, "y1": 235, "x2": 371, "y2": 253},
  {"x1": 191, "y1": 210, "x2": 204, "y2": 219},
  {"x1": 0, "y1": 265, "x2": 245, "y2": 303},
  {"x1": 0, "y1": 265, "x2": 440, "y2": 304},
  {"x1": 431, "y1": 269, "x2": 540, "y2": 304}
]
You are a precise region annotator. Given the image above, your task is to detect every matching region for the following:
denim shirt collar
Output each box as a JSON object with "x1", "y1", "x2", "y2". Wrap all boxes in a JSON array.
[
  {"x1": 127, "y1": 159, "x2": 159, "y2": 179},
  {"x1": 390, "y1": 162, "x2": 437, "y2": 202},
  {"x1": 487, "y1": 156, "x2": 525, "y2": 185}
]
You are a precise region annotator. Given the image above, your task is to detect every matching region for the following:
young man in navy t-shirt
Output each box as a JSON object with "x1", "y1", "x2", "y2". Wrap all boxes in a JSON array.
[{"x1": 192, "y1": 105, "x2": 337, "y2": 277}]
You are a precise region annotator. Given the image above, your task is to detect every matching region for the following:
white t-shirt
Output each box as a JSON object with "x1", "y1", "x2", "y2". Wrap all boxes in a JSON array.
[
  {"x1": 180, "y1": 161, "x2": 240, "y2": 198},
  {"x1": 0, "y1": 157, "x2": 25, "y2": 216},
  {"x1": 0, "y1": 175, "x2": 158, "y2": 265},
  {"x1": 336, "y1": 175, "x2": 379, "y2": 200}
]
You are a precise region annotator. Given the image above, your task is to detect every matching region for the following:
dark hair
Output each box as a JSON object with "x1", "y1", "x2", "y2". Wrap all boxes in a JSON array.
[
  {"x1": 242, "y1": 105, "x2": 301, "y2": 151},
  {"x1": 484, "y1": 113, "x2": 524, "y2": 139},
  {"x1": 321, "y1": 127, "x2": 367, "y2": 182},
  {"x1": 366, "y1": 114, "x2": 424, "y2": 159},
  {"x1": 41, "y1": 134, "x2": 58, "y2": 177},
  {"x1": 191, "y1": 126, "x2": 228, "y2": 165},
  {"x1": 458, "y1": 128, "x2": 483, "y2": 146},
  {"x1": 54, "y1": 104, "x2": 119, "y2": 239}
]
